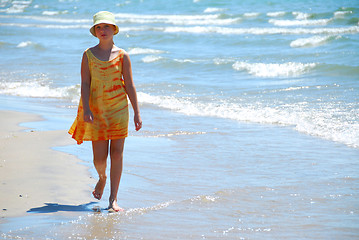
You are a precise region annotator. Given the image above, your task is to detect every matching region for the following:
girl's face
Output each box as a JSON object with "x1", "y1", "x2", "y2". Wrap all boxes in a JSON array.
[{"x1": 94, "y1": 23, "x2": 116, "y2": 39}]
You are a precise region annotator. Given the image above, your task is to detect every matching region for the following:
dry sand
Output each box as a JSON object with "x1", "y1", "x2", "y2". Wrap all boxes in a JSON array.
[{"x1": 0, "y1": 110, "x2": 94, "y2": 220}]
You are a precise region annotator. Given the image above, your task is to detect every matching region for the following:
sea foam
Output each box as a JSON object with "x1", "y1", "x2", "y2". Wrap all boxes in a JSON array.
[
  {"x1": 290, "y1": 35, "x2": 335, "y2": 48},
  {"x1": 243, "y1": 12, "x2": 260, "y2": 18},
  {"x1": 334, "y1": 11, "x2": 353, "y2": 18},
  {"x1": 0, "y1": 81, "x2": 79, "y2": 102},
  {"x1": 114, "y1": 13, "x2": 239, "y2": 25},
  {"x1": 292, "y1": 11, "x2": 312, "y2": 20},
  {"x1": 16, "y1": 41, "x2": 33, "y2": 48},
  {"x1": 267, "y1": 11, "x2": 286, "y2": 17},
  {"x1": 269, "y1": 18, "x2": 332, "y2": 26},
  {"x1": 127, "y1": 48, "x2": 166, "y2": 55},
  {"x1": 0, "y1": 0, "x2": 31, "y2": 13},
  {"x1": 137, "y1": 92, "x2": 359, "y2": 148},
  {"x1": 161, "y1": 26, "x2": 359, "y2": 35},
  {"x1": 232, "y1": 62, "x2": 317, "y2": 77},
  {"x1": 42, "y1": 10, "x2": 68, "y2": 16},
  {"x1": 141, "y1": 55, "x2": 164, "y2": 63},
  {"x1": 204, "y1": 8, "x2": 225, "y2": 13}
]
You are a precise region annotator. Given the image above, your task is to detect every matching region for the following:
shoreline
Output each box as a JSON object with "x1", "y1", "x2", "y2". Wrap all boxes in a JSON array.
[
  {"x1": 0, "y1": 108, "x2": 358, "y2": 239},
  {"x1": 0, "y1": 110, "x2": 94, "y2": 220}
]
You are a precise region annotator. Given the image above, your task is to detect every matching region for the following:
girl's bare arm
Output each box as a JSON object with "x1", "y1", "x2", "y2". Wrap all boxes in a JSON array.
[
  {"x1": 81, "y1": 52, "x2": 93, "y2": 123},
  {"x1": 123, "y1": 52, "x2": 142, "y2": 131}
]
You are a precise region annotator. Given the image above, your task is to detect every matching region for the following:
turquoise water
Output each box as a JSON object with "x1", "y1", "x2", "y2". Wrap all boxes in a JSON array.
[{"x1": 1, "y1": 0, "x2": 359, "y2": 239}]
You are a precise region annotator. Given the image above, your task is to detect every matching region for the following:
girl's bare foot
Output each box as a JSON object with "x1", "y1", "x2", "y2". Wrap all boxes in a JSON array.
[
  {"x1": 92, "y1": 177, "x2": 106, "y2": 200},
  {"x1": 108, "y1": 198, "x2": 124, "y2": 212}
]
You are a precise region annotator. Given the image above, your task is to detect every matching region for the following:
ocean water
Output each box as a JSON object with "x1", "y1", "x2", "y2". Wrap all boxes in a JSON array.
[{"x1": 1, "y1": 0, "x2": 359, "y2": 239}]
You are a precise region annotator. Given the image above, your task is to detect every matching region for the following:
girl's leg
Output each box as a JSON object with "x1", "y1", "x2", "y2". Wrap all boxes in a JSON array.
[
  {"x1": 92, "y1": 140, "x2": 109, "y2": 200},
  {"x1": 109, "y1": 138, "x2": 125, "y2": 211}
]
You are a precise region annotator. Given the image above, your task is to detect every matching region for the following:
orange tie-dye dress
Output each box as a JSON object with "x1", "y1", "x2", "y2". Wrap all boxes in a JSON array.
[{"x1": 68, "y1": 48, "x2": 129, "y2": 144}]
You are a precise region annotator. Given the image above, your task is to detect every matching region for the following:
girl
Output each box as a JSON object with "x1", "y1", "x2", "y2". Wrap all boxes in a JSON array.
[{"x1": 69, "y1": 11, "x2": 142, "y2": 212}]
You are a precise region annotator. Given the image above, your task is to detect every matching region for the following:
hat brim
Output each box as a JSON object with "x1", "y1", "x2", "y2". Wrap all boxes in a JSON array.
[{"x1": 90, "y1": 21, "x2": 119, "y2": 37}]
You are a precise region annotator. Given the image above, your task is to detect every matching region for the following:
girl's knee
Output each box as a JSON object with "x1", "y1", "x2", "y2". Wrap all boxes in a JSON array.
[
  {"x1": 92, "y1": 140, "x2": 109, "y2": 160},
  {"x1": 93, "y1": 156, "x2": 107, "y2": 164},
  {"x1": 110, "y1": 139, "x2": 125, "y2": 157},
  {"x1": 110, "y1": 147, "x2": 124, "y2": 160}
]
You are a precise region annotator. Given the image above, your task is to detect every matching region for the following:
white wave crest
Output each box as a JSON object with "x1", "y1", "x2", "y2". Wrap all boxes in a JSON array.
[
  {"x1": 0, "y1": 22, "x2": 148, "y2": 33},
  {"x1": 292, "y1": 12, "x2": 312, "y2": 20},
  {"x1": 232, "y1": 62, "x2": 317, "y2": 77},
  {"x1": 213, "y1": 58, "x2": 236, "y2": 65},
  {"x1": 42, "y1": 10, "x2": 68, "y2": 16},
  {"x1": 267, "y1": 11, "x2": 286, "y2": 17},
  {"x1": 269, "y1": 18, "x2": 332, "y2": 26},
  {"x1": 290, "y1": 35, "x2": 334, "y2": 48},
  {"x1": 174, "y1": 59, "x2": 196, "y2": 63},
  {"x1": 138, "y1": 92, "x2": 359, "y2": 148},
  {"x1": 0, "y1": 13, "x2": 238, "y2": 27},
  {"x1": 204, "y1": 7, "x2": 225, "y2": 13},
  {"x1": 114, "y1": 13, "x2": 239, "y2": 26},
  {"x1": 334, "y1": 11, "x2": 353, "y2": 19},
  {"x1": 161, "y1": 26, "x2": 359, "y2": 35},
  {"x1": 0, "y1": 14, "x2": 91, "y2": 23},
  {"x1": 16, "y1": 41, "x2": 33, "y2": 48},
  {"x1": 0, "y1": 22, "x2": 91, "y2": 29},
  {"x1": 141, "y1": 55, "x2": 163, "y2": 63},
  {"x1": 0, "y1": 0, "x2": 31, "y2": 13},
  {"x1": 127, "y1": 48, "x2": 166, "y2": 55},
  {"x1": 2, "y1": 21, "x2": 358, "y2": 36},
  {"x1": 243, "y1": 12, "x2": 260, "y2": 18},
  {"x1": 0, "y1": 81, "x2": 79, "y2": 101}
]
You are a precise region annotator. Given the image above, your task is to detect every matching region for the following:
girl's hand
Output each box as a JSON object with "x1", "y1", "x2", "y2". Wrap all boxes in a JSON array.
[
  {"x1": 134, "y1": 114, "x2": 142, "y2": 131},
  {"x1": 83, "y1": 110, "x2": 94, "y2": 123}
]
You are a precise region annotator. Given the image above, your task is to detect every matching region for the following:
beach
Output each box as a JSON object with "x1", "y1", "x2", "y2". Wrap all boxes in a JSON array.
[
  {"x1": 0, "y1": 110, "x2": 93, "y2": 219},
  {"x1": 1, "y1": 0, "x2": 358, "y2": 238},
  {"x1": 1, "y1": 109, "x2": 358, "y2": 239}
]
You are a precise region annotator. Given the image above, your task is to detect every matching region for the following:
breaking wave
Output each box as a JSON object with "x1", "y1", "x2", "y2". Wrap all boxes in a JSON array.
[
  {"x1": 232, "y1": 62, "x2": 317, "y2": 77},
  {"x1": 290, "y1": 35, "x2": 340, "y2": 48},
  {"x1": 137, "y1": 92, "x2": 359, "y2": 148}
]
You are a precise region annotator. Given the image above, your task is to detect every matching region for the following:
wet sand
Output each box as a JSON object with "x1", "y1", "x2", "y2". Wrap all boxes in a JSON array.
[{"x1": 0, "y1": 110, "x2": 94, "y2": 220}]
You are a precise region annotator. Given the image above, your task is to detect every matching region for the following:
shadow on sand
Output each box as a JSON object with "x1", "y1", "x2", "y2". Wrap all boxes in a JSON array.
[{"x1": 27, "y1": 202, "x2": 97, "y2": 214}]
